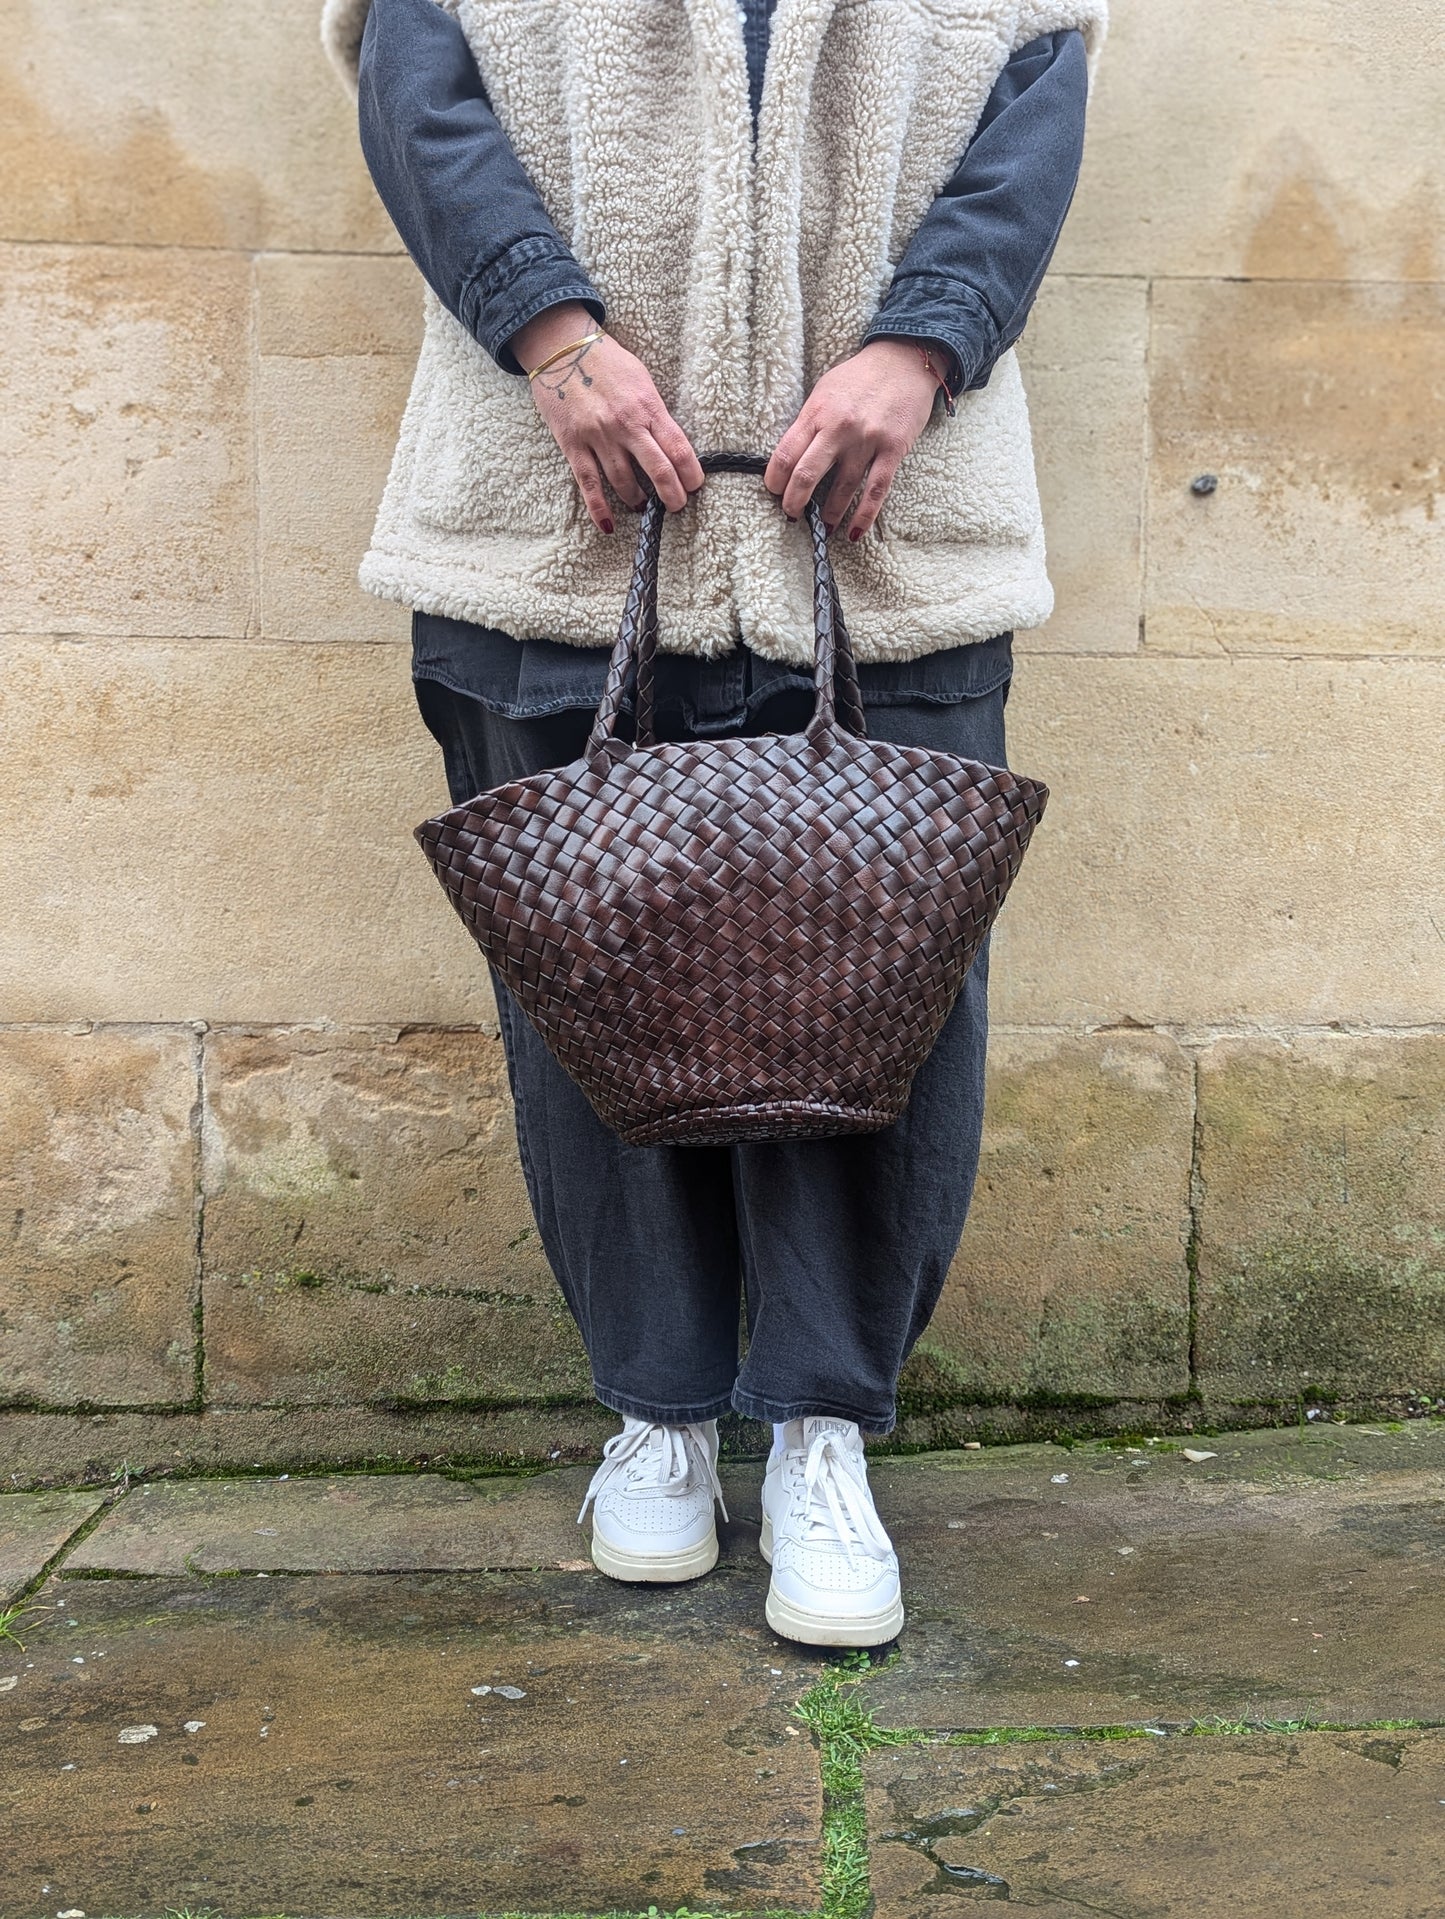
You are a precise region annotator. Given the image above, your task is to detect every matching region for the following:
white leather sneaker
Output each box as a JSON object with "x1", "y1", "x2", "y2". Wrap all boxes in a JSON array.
[
  {"x1": 578, "y1": 1417, "x2": 727, "y2": 1583},
  {"x1": 761, "y1": 1417, "x2": 904, "y2": 1646}
]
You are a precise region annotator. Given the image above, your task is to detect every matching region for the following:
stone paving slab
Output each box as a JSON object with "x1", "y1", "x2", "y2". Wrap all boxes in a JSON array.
[
  {"x1": 865, "y1": 1731, "x2": 1445, "y2": 1917},
  {"x1": 63, "y1": 1466, "x2": 765, "y2": 1576},
  {"x1": 64, "y1": 1470, "x2": 591, "y2": 1575},
  {"x1": 0, "y1": 1491, "x2": 107, "y2": 1605},
  {"x1": 866, "y1": 1426, "x2": 1445, "y2": 1728},
  {"x1": 1, "y1": 1567, "x2": 823, "y2": 1919}
]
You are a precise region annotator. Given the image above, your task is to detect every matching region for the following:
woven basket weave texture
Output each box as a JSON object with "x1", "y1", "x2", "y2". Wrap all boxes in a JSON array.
[{"x1": 415, "y1": 460, "x2": 1047, "y2": 1146}]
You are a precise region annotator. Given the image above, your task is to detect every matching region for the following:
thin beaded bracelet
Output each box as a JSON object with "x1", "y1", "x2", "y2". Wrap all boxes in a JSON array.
[{"x1": 919, "y1": 346, "x2": 958, "y2": 417}]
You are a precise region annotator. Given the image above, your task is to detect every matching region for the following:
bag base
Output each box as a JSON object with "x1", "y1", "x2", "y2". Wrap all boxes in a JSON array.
[{"x1": 618, "y1": 1097, "x2": 898, "y2": 1149}]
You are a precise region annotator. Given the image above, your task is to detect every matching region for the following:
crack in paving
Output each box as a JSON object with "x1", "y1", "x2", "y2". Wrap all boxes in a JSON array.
[
  {"x1": 874, "y1": 1756, "x2": 1152, "y2": 1903},
  {"x1": 802, "y1": 1657, "x2": 1443, "y2": 1919}
]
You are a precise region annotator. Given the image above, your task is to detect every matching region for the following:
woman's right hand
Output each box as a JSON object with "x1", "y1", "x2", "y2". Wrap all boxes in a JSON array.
[{"x1": 512, "y1": 302, "x2": 704, "y2": 534}]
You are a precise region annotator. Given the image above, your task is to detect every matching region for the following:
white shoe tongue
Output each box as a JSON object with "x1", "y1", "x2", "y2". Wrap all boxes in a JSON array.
[{"x1": 803, "y1": 1416, "x2": 858, "y2": 1445}]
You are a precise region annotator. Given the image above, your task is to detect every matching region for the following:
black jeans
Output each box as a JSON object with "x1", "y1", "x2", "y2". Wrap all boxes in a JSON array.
[{"x1": 415, "y1": 663, "x2": 1009, "y2": 1435}]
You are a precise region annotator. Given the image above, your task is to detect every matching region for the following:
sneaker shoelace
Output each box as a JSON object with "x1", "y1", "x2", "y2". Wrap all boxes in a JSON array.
[
  {"x1": 787, "y1": 1427, "x2": 893, "y2": 1568},
  {"x1": 578, "y1": 1420, "x2": 727, "y2": 1525}
]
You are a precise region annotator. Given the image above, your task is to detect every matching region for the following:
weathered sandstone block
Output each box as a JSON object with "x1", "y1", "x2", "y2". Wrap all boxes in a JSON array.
[
  {"x1": 1018, "y1": 275, "x2": 1146, "y2": 656},
  {"x1": 908, "y1": 1031, "x2": 1192, "y2": 1402},
  {"x1": 1146, "y1": 279, "x2": 1445, "y2": 656},
  {"x1": 201, "y1": 1025, "x2": 589, "y2": 1405},
  {"x1": 0, "y1": 0, "x2": 396, "y2": 253},
  {"x1": 994, "y1": 658, "x2": 1445, "y2": 1028},
  {"x1": 257, "y1": 253, "x2": 421, "y2": 643},
  {"x1": 202, "y1": 1272, "x2": 590, "y2": 1407},
  {"x1": 1196, "y1": 1035, "x2": 1445, "y2": 1400},
  {"x1": 0, "y1": 245, "x2": 253, "y2": 637},
  {"x1": 202, "y1": 1027, "x2": 542, "y2": 1295},
  {"x1": 0, "y1": 640, "x2": 493, "y2": 1026},
  {"x1": 0, "y1": 1027, "x2": 196, "y2": 1406},
  {"x1": 1058, "y1": 0, "x2": 1445, "y2": 284}
]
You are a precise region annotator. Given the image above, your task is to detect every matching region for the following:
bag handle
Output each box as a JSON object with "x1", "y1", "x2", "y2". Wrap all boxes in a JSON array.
[{"x1": 587, "y1": 452, "x2": 867, "y2": 762}]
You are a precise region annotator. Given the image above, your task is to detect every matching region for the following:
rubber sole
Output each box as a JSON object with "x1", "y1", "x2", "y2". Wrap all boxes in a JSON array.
[
  {"x1": 589, "y1": 1526, "x2": 719, "y2": 1585},
  {"x1": 759, "y1": 1512, "x2": 906, "y2": 1648}
]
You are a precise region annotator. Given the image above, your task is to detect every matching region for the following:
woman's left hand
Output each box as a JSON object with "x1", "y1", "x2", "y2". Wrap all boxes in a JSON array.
[{"x1": 764, "y1": 339, "x2": 946, "y2": 540}]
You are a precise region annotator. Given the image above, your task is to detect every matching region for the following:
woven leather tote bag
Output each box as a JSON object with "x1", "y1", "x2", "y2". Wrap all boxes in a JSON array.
[{"x1": 414, "y1": 454, "x2": 1048, "y2": 1147}]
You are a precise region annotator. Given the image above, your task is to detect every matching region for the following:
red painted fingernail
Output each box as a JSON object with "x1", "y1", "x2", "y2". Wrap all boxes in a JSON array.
[
  {"x1": 824, "y1": 521, "x2": 838, "y2": 535},
  {"x1": 849, "y1": 526, "x2": 864, "y2": 542},
  {"x1": 600, "y1": 516, "x2": 614, "y2": 535},
  {"x1": 785, "y1": 514, "x2": 798, "y2": 523}
]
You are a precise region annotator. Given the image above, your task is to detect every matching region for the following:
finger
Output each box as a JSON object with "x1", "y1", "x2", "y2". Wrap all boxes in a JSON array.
[
  {"x1": 819, "y1": 453, "x2": 869, "y2": 535},
  {"x1": 628, "y1": 429, "x2": 692, "y2": 512},
  {"x1": 763, "y1": 410, "x2": 815, "y2": 498},
  {"x1": 845, "y1": 449, "x2": 903, "y2": 541},
  {"x1": 780, "y1": 427, "x2": 839, "y2": 521},
  {"x1": 652, "y1": 412, "x2": 706, "y2": 495},
  {"x1": 569, "y1": 448, "x2": 616, "y2": 534},
  {"x1": 594, "y1": 438, "x2": 648, "y2": 512}
]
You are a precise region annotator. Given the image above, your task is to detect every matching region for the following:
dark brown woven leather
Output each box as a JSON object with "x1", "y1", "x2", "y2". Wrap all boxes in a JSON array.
[{"x1": 415, "y1": 454, "x2": 1048, "y2": 1147}]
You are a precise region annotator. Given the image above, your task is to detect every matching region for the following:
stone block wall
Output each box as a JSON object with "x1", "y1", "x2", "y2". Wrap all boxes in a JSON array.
[{"x1": 2, "y1": 0, "x2": 1442, "y2": 1467}]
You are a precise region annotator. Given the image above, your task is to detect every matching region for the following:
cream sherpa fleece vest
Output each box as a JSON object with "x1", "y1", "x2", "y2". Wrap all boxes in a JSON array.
[{"x1": 323, "y1": 0, "x2": 1107, "y2": 664}]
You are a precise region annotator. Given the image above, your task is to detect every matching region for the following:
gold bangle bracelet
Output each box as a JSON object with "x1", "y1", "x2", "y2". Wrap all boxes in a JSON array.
[{"x1": 526, "y1": 329, "x2": 605, "y2": 380}]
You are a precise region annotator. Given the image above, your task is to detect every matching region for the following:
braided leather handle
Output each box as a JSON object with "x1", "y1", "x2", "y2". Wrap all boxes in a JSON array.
[{"x1": 588, "y1": 452, "x2": 867, "y2": 761}]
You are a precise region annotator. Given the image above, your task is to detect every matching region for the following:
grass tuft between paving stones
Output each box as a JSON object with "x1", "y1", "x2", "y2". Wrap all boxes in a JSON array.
[
  {"x1": 793, "y1": 1652, "x2": 921, "y2": 1919},
  {"x1": 0, "y1": 1600, "x2": 36, "y2": 1646}
]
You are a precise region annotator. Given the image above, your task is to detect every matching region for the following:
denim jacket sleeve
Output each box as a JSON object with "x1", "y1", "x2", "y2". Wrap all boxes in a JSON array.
[
  {"x1": 357, "y1": 0, "x2": 1085, "y2": 396},
  {"x1": 863, "y1": 30, "x2": 1089, "y2": 397},
  {"x1": 356, "y1": 0, "x2": 604, "y2": 374}
]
